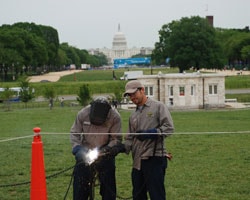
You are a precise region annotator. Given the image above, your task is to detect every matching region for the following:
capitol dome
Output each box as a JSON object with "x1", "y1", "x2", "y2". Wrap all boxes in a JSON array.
[{"x1": 112, "y1": 24, "x2": 127, "y2": 50}]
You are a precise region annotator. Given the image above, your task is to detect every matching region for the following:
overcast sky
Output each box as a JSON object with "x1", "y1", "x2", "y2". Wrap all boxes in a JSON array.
[{"x1": 1, "y1": 0, "x2": 250, "y2": 50}]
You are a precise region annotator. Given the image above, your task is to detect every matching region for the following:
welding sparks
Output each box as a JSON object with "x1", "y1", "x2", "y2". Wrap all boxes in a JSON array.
[{"x1": 85, "y1": 148, "x2": 99, "y2": 165}]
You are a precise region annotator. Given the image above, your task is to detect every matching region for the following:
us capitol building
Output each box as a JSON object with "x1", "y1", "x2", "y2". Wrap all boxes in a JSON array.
[{"x1": 88, "y1": 24, "x2": 153, "y2": 64}]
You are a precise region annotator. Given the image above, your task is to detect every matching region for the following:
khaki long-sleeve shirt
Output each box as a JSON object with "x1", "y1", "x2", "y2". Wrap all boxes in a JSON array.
[
  {"x1": 70, "y1": 105, "x2": 122, "y2": 150},
  {"x1": 124, "y1": 97, "x2": 174, "y2": 170}
]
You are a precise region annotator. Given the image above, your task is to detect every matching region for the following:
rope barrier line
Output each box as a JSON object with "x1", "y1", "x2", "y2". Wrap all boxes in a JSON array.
[
  {"x1": 44, "y1": 131, "x2": 250, "y2": 135},
  {"x1": 0, "y1": 135, "x2": 33, "y2": 143},
  {"x1": 0, "y1": 131, "x2": 250, "y2": 143},
  {"x1": 169, "y1": 130, "x2": 250, "y2": 134}
]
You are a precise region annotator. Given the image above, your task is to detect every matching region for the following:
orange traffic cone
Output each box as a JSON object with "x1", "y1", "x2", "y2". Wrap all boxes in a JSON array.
[{"x1": 30, "y1": 127, "x2": 47, "y2": 200}]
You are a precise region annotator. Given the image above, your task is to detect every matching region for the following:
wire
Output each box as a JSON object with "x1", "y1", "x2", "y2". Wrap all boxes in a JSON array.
[{"x1": 63, "y1": 165, "x2": 75, "y2": 200}]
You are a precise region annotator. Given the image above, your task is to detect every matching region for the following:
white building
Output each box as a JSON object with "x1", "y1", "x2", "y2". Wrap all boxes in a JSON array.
[
  {"x1": 88, "y1": 24, "x2": 153, "y2": 64},
  {"x1": 137, "y1": 72, "x2": 225, "y2": 110}
]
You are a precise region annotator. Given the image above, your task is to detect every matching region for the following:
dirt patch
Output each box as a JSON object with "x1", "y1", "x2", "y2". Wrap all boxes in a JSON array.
[
  {"x1": 29, "y1": 70, "x2": 82, "y2": 82},
  {"x1": 201, "y1": 69, "x2": 250, "y2": 76}
]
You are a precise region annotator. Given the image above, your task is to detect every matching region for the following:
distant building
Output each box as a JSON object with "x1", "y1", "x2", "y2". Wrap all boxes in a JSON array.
[
  {"x1": 206, "y1": 15, "x2": 214, "y2": 27},
  {"x1": 88, "y1": 24, "x2": 153, "y2": 64},
  {"x1": 137, "y1": 72, "x2": 225, "y2": 110}
]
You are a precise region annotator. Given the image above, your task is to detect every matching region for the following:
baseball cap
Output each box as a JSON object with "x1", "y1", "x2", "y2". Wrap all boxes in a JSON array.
[{"x1": 123, "y1": 80, "x2": 144, "y2": 97}]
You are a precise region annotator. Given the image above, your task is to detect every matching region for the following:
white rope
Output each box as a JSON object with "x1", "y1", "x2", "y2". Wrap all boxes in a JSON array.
[
  {"x1": 1, "y1": 131, "x2": 249, "y2": 143},
  {"x1": 0, "y1": 135, "x2": 33, "y2": 143}
]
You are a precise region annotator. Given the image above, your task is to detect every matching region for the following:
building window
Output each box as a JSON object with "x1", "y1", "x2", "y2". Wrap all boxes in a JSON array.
[
  {"x1": 145, "y1": 86, "x2": 153, "y2": 96},
  {"x1": 214, "y1": 85, "x2": 217, "y2": 94},
  {"x1": 191, "y1": 85, "x2": 195, "y2": 96},
  {"x1": 209, "y1": 84, "x2": 218, "y2": 95},
  {"x1": 168, "y1": 85, "x2": 173, "y2": 96},
  {"x1": 209, "y1": 85, "x2": 212, "y2": 94},
  {"x1": 169, "y1": 98, "x2": 174, "y2": 106},
  {"x1": 179, "y1": 86, "x2": 185, "y2": 96}
]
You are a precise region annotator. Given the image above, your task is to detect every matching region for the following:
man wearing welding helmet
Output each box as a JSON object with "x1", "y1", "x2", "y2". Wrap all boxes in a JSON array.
[{"x1": 70, "y1": 96, "x2": 124, "y2": 200}]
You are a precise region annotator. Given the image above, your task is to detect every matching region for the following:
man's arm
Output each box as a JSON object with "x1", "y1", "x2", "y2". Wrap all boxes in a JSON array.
[
  {"x1": 70, "y1": 113, "x2": 83, "y2": 148},
  {"x1": 157, "y1": 103, "x2": 174, "y2": 136},
  {"x1": 106, "y1": 110, "x2": 122, "y2": 147}
]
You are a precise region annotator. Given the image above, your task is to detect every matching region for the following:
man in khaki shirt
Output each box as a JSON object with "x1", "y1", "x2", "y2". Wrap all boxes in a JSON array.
[
  {"x1": 70, "y1": 96, "x2": 123, "y2": 200},
  {"x1": 123, "y1": 80, "x2": 174, "y2": 200}
]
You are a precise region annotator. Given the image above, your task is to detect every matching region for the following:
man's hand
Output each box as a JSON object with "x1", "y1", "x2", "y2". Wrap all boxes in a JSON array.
[
  {"x1": 110, "y1": 143, "x2": 126, "y2": 156},
  {"x1": 100, "y1": 143, "x2": 126, "y2": 158},
  {"x1": 72, "y1": 145, "x2": 88, "y2": 163},
  {"x1": 136, "y1": 128, "x2": 158, "y2": 141}
]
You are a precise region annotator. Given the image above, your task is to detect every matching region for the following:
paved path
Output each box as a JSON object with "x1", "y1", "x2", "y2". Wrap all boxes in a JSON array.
[{"x1": 226, "y1": 89, "x2": 250, "y2": 94}]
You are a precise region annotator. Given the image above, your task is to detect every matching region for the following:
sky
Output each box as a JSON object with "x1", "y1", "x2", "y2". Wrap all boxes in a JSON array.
[{"x1": 1, "y1": 0, "x2": 250, "y2": 50}]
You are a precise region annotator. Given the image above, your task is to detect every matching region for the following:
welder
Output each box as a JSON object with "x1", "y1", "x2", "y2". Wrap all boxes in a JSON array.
[{"x1": 70, "y1": 96, "x2": 125, "y2": 200}]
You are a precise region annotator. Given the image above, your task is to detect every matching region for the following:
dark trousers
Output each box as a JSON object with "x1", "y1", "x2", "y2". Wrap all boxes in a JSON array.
[
  {"x1": 73, "y1": 158, "x2": 116, "y2": 200},
  {"x1": 132, "y1": 156, "x2": 167, "y2": 200}
]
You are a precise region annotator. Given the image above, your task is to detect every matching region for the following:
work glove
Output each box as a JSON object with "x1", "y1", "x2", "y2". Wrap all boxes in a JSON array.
[
  {"x1": 110, "y1": 143, "x2": 126, "y2": 156},
  {"x1": 72, "y1": 145, "x2": 88, "y2": 163},
  {"x1": 99, "y1": 146, "x2": 113, "y2": 160},
  {"x1": 100, "y1": 144, "x2": 126, "y2": 158},
  {"x1": 136, "y1": 128, "x2": 158, "y2": 141}
]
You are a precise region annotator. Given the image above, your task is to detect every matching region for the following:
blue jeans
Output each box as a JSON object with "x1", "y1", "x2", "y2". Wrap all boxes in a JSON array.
[{"x1": 132, "y1": 156, "x2": 167, "y2": 200}]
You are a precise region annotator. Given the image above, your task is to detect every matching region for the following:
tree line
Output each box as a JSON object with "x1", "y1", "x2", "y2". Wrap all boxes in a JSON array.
[
  {"x1": 0, "y1": 22, "x2": 108, "y2": 81},
  {"x1": 152, "y1": 16, "x2": 250, "y2": 72}
]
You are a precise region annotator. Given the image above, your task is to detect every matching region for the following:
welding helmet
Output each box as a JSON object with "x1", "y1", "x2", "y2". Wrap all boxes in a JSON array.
[{"x1": 89, "y1": 96, "x2": 111, "y2": 125}]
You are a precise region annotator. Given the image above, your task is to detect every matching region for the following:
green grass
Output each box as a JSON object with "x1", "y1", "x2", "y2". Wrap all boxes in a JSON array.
[
  {"x1": 0, "y1": 68, "x2": 249, "y2": 199},
  {"x1": 0, "y1": 107, "x2": 249, "y2": 199},
  {"x1": 58, "y1": 67, "x2": 179, "y2": 82},
  {"x1": 30, "y1": 81, "x2": 126, "y2": 96},
  {"x1": 226, "y1": 94, "x2": 250, "y2": 102},
  {"x1": 225, "y1": 75, "x2": 250, "y2": 89}
]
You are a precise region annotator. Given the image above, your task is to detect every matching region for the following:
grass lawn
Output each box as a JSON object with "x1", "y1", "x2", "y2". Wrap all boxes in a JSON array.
[{"x1": 0, "y1": 107, "x2": 249, "y2": 199}]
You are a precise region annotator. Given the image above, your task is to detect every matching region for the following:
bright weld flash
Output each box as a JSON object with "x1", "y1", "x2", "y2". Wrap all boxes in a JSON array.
[{"x1": 85, "y1": 148, "x2": 99, "y2": 165}]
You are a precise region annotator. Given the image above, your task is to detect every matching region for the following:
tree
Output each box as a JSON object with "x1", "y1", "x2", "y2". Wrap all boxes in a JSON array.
[
  {"x1": 0, "y1": 25, "x2": 48, "y2": 77},
  {"x1": 18, "y1": 77, "x2": 35, "y2": 108},
  {"x1": 94, "y1": 53, "x2": 109, "y2": 66},
  {"x1": 241, "y1": 45, "x2": 250, "y2": 69},
  {"x1": 217, "y1": 29, "x2": 250, "y2": 69},
  {"x1": 0, "y1": 86, "x2": 14, "y2": 111},
  {"x1": 0, "y1": 22, "x2": 60, "y2": 76},
  {"x1": 60, "y1": 43, "x2": 80, "y2": 67},
  {"x1": 1, "y1": 22, "x2": 109, "y2": 77},
  {"x1": 43, "y1": 86, "x2": 56, "y2": 99},
  {"x1": 153, "y1": 16, "x2": 224, "y2": 72},
  {"x1": 56, "y1": 48, "x2": 68, "y2": 70},
  {"x1": 77, "y1": 84, "x2": 91, "y2": 106},
  {"x1": 86, "y1": 54, "x2": 99, "y2": 67},
  {"x1": 13, "y1": 22, "x2": 59, "y2": 69}
]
